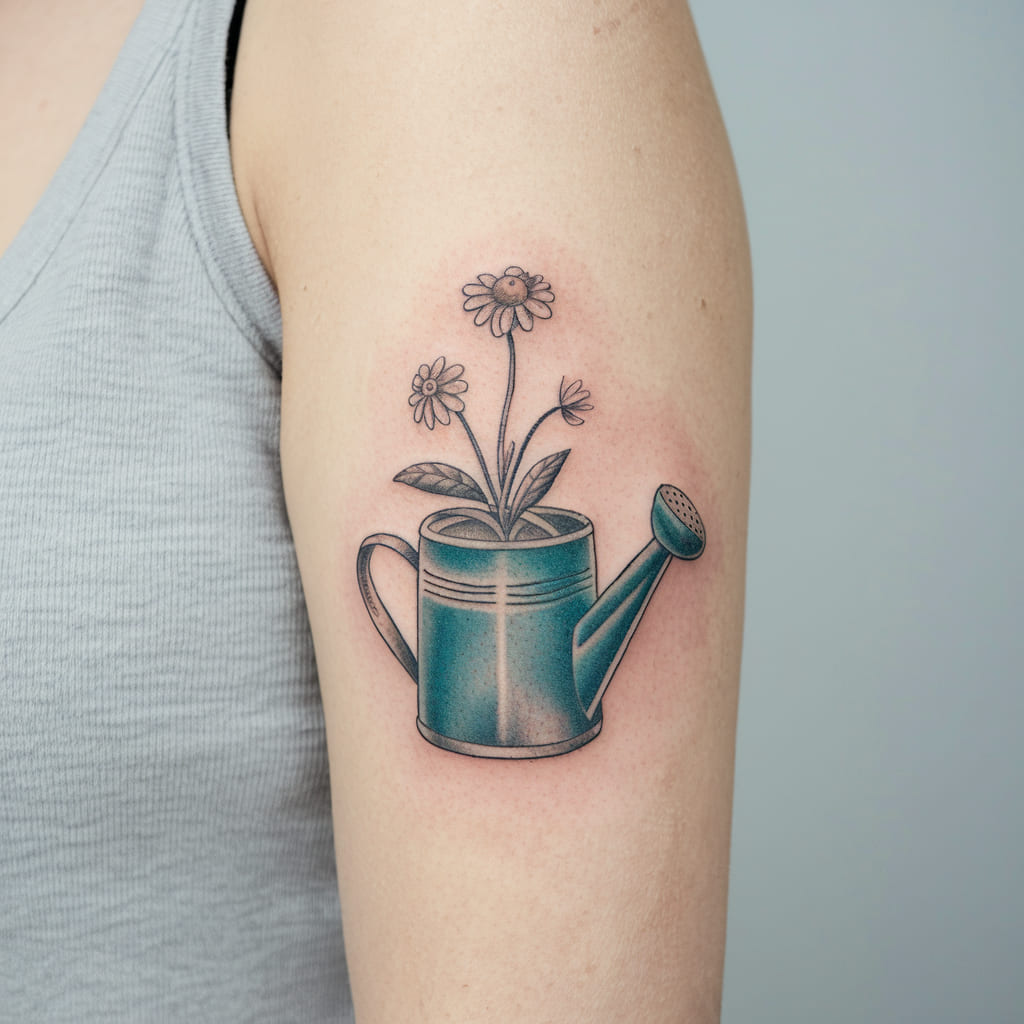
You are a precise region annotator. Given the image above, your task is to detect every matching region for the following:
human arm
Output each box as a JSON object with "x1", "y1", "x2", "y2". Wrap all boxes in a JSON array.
[{"x1": 230, "y1": 1, "x2": 751, "y2": 1019}]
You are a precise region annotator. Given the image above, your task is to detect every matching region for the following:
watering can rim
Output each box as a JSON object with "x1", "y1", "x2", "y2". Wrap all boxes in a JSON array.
[{"x1": 420, "y1": 505, "x2": 593, "y2": 550}]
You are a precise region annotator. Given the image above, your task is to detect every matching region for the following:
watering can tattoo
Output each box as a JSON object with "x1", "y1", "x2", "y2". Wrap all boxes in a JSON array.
[{"x1": 357, "y1": 267, "x2": 706, "y2": 758}]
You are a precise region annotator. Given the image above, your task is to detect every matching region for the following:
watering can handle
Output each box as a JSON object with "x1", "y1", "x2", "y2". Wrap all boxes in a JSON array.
[{"x1": 356, "y1": 533, "x2": 419, "y2": 682}]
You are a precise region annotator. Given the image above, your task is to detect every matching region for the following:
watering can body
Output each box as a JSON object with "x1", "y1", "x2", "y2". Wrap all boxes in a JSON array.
[{"x1": 416, "y1": 508, "x2": 602, "y2": 757}]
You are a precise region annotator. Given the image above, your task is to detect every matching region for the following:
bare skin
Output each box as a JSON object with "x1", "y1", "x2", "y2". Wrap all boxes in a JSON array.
[
  {"x1": 0, "y1": 0, "x2": 146, "y2": 259},
  {"x1": 3, "y1": 2, "x2": 751, "y2": 1019}
]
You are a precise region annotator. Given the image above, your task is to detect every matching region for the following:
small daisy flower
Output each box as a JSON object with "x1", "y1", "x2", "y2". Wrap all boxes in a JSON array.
[
  {"x1": 462, "y1": 266, "x2": 555, "y2": 338},
  {"x1": 408, "y1": 357, "x2": 468, "y2": 429},
  {"x1": 558, "y1": 377, "x2": 593, "y2": 426}
]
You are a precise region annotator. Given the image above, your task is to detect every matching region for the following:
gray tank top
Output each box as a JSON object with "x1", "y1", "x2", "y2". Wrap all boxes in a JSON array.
[{"x1": 0, "y1": 1, "x2": 353, "y2": 1019}]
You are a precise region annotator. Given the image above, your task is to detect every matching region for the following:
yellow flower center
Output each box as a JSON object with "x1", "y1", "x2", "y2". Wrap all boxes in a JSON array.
[{"x1": 493, "y1": 275, "x2": 528, "y2": 306}]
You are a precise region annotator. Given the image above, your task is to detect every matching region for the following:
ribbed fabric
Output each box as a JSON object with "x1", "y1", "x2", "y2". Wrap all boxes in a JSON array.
[{"x1": 0, "y1": 1, "x2": 353, "y2": 1019}]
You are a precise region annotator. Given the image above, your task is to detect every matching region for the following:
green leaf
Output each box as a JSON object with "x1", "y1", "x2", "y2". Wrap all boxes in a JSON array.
[
  {"x1": 507, "y1": 449, "x2": 570, "y2": 524},
  {"x1": 393, "y1": 463, "x2": 488, "y2": 503}
]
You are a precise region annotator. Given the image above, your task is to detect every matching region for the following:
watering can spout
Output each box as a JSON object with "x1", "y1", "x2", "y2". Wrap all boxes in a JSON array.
[{"x1": 572, "y1": 485, "x2": 706, "y2": 720}]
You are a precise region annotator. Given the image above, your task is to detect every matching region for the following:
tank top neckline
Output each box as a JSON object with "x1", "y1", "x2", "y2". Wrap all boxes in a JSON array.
[{"x1": 0, "y1": 0, "x2": 193, "y2": 326}]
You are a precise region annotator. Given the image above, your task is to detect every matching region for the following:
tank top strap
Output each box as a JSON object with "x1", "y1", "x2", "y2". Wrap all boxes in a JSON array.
[{"x1": 175, "y1": 0, "x2": 282, "y2": 370}]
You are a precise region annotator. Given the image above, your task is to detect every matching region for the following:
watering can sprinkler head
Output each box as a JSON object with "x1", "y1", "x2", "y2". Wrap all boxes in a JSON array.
[{"x1": 651, "y1": 484, "x2": 706, "y2": 560}]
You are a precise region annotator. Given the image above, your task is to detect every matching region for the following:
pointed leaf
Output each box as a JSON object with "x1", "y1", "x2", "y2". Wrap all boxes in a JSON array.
[
  {"x1": 393, "y1": 463, "x2": 488, "y2": 503},
  {"x1": 502, "y1": 441, "x2": 515, "y2": 481},
  {"x1": 508, "y1": 449, "x2": 570, "y2": 524}
]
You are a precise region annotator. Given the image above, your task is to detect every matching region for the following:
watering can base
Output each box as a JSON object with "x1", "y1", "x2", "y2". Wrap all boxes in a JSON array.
[{"x1": 416, "y1": 718, "x2": 602, "y2": 759}]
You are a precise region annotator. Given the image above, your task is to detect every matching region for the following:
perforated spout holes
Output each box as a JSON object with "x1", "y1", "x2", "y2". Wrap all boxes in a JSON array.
[{"x1": 651, "y1": 484, "x2": 706, "y2": 559}]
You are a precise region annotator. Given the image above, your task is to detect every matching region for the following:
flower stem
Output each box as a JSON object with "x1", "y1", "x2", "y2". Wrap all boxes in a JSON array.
[
  {"x1": 455, "y1": 410, "x2": 501, "y2": 513},
  {"x1": 500, "y1": 406, "x2": 559, "y2": 526},
  {"x1": 496, "y1": 330, "x2": 516, "y2": 490}
]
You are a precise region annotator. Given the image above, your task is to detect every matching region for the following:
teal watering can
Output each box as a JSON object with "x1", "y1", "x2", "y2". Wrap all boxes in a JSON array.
[{"x1": 357, "y1": 484, "x2": 705, "y2": 758}]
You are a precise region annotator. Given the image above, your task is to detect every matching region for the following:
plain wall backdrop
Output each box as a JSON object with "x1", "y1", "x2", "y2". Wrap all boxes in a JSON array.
[{"x1": 689, "y1": 3, "x2": 1024, "y2": 1021}]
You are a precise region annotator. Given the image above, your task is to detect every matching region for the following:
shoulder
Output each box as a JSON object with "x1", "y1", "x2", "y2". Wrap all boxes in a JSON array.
[{"x1": 227, "y1": 0, "x2": 730, "y2": 290}]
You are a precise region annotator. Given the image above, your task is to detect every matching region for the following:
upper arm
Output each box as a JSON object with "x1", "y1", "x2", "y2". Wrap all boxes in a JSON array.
[{"x1": 232, "y1": 2, "x2": 750, "y2": 1019}]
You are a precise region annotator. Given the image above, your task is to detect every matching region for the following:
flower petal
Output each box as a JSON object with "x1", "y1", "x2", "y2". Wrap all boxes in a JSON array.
[
  {"x1": 441, "y1": 378, "x2": 468, "y2": 394},
  {"x1": 516, "y1": 306, "x2": 534, "y2": 331},
  {"x1": 477, "y1": 273, "x2": 497, "y2": 287},
  {"x1": 505, "y1": 265, "x2": 527, "y2": 278},
  {"x1": 562, "y1": 411, "x2": 584, "y2": 426},
  {"x1": 433, "y1": 401, "x2": 451, "y2": 426},
  {"x1": 437, "y1": 393, "x2": 465, "y2": 413},
  {"x1": 409, "y1": 391, "x2": 422, "y2": 406},
  {"x1": 429, "y1": 356, "x2": 446, "y2": 380},
  {"x1": 462, "y1": 283, "x2": 492, "y2": 296},
  {"x1": 423, "y1": 398, "x2": 436, "y2": 430},
  {"x1": 497, "y1": 305, "x2": 515, "y2": 335},
  {"x1": 413, "y1": 399, "x2": 425, "y2": 422},
  {"x1": 561, "y1": 380, "x2": 588, "y2": 403},
  {"x1": 463, "y1": 294, "x2": 493, "y2": 311},
  {"x1": 418, "y1": 364, "x2": 431, "y2": 381},
  {"x1": 474, "y1": 302, "x2": 498, "y2": 327},
  {"x1": 525, "y1": 298, "x2": 552, "y2": 318},
  {"x1": 528, "y1": 288, "x2": 554, "y2": 303},
  {"x1": 437, "y1": 362, "x2": 465, "y2": 384}
]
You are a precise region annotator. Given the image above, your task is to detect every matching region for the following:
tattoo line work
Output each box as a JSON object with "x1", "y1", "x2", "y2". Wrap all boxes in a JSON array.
[{"x1": 357, "y1": 266, "x2": 706, "y2": 758}]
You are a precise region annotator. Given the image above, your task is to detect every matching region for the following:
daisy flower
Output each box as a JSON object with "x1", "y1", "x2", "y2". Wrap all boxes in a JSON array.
[
  {"x1": 461, "y1": 266, "x2": 555, "y2": 337},
  {"x1": 558, "y1": 378, "x2": 593, "y2": 426},
  {"x1": 408, "y1": 357, "x2": 468, "y2": 429}
]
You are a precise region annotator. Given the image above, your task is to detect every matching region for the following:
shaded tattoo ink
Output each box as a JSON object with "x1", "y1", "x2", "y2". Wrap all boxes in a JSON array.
[{"x1": 357, "y1": 266, "x2": 706, "y2": 758}]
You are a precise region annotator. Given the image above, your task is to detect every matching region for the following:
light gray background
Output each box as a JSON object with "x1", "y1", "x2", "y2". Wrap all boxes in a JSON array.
[{"x1": 690, "y1": 3, "x2": 1023, "y2": 1021}]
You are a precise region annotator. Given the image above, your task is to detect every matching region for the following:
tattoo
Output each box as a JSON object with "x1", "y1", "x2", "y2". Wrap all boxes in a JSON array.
[{"x1": 357, "y1": 266, "x2": 706, "y2": 758}]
